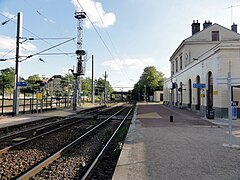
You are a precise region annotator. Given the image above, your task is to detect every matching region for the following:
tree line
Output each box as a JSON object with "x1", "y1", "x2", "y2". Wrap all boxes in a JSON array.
[
  {"x1": 0, "y1": 67, "x2": 113, "y2": 99},
  {"x1": 132, "y1": 66, "x2": 166, "y2": 101},
  {"x1": 1, "y1": 66, "x2": 166, "y2": 101}
]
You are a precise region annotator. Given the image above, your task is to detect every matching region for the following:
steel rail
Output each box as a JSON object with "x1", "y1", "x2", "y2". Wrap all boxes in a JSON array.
[
  {"x1": 0, "y1": 117, "x2": 66, "y2": 141},
  {"x1": 0, "y1": 105, "x2": 107, "y2": 141},
  {"x1": 0, "y1": 117, "x2": 86, "y2": 155},
  {"x1": 81, "y1": 105, "x2": 134, "y2": 180},
  {"x1": 17, "y1": 105, "x2": 128, "y2": 179}
]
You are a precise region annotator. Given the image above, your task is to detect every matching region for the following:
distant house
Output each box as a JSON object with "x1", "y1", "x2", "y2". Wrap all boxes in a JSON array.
[
  {"x1": 154, "y1": 91, "x2": 164, "y2": 102},
  {"x1": 46, "y1": 75, "x2": 63, "y2": 96},
  {"x1": 163, "y1": 20, "x2": 240, "y2": 118}
]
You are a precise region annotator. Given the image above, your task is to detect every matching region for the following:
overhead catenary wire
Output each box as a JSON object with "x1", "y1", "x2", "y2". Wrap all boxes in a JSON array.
[
  {"x1": 76, "y1": 0, "x2": 131, "y2": 82},
  {"x1": 0, "y1": 12, "x2": 75, "y2": 60},
  {"x1": 28, "y1": 52, "x2": 75, "y2": 56},
  {"x1": 21, "y1": 37, "x2": 74, "y2": 40},
  {"x1": 23, "y1": 0, "x2": 54, "y2": 23},
  {"x1": 22, "y1": 0, "x2": 77, "y2": 60},
  {"x1": 0, "y1": 48, "x2": 15, "y2": 59},
  {"x1": 93, "y1": 0, "x2": 117, "y2": 53},
  {"x1": 20, "y1": 37, "x2": 76, "y2": 62}
]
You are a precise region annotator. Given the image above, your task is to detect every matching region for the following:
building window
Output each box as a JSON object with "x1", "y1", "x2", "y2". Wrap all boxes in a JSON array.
[
  {"x1": 180, "y1": 56, "x2": 182, "y2": 70},
  {"x1": 172, "y1": 62, "x2": 174, "y2": 75},
  {"x1": 176, "y1": 60, "x2": 178, "y2": 73},
  {"x1": 212, "y1": 31, "x2": 219, "y2": 41}
]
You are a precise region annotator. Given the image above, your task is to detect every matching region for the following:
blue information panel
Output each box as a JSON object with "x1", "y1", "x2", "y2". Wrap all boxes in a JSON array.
[
  {"x1": 193, "y1": 83, "x2": 206, "y2": 89},
  {"x1": 16, "y1": 82, "x2": 28, "y2": 87},
  {"x1": 232, "y1": 102, "x2": 237, "y2": 120}
]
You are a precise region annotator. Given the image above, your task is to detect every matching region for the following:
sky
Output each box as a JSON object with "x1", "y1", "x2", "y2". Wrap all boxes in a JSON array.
[{"x1": 1, "y1": 0, "x2": 240, "y2": 91}]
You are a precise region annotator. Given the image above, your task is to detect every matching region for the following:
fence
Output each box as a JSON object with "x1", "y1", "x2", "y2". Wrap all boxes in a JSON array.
[{"x1": 0, "y1": 96, "x2": 72, "y2": 116}]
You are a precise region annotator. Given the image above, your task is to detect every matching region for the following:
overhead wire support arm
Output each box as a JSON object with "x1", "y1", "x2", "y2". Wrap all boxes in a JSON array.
[
  {"x1": 20, "y1": 37, "x2": 76, "y2": 62},
  {"x1": 21, "y1": 37, "x2": 74, "y2": 41},
  {"x1": 30, "y1": 52, "x2": 75, "y2": 56},
  {"x1": 0, "y1": 12, "x2": 75, "y2": 60},
  {"x1": 1, "y1": 14, "x2": 17, "y2": 25}
]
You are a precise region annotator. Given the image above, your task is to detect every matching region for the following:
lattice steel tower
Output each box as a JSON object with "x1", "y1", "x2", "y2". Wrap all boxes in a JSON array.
[
  {"x1": 72, "y1": 11, "x2": 87, "y2": 110},
  {"x1": 75, "y1": 11, "x2": 86, "y2": 75}
]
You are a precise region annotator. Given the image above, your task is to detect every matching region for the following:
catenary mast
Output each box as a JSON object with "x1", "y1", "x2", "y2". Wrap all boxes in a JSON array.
[{"x1": 72, "y1": 11, "x2": 87, "y2": 110}]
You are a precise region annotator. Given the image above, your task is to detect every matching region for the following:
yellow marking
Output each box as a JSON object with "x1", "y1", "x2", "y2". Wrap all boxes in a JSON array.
[
  {"x1": 233, "y1": 130, "x2": 240, "y2": 138},
  {"x1": 12, "y1": 137, "x2": 27, "y2": 142},
  {"x1": 137, "y1": 112, "x2": 162, "y2": 119}
]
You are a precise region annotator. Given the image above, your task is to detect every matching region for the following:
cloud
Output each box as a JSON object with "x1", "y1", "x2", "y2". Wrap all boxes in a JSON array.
[
  {"x1": 71, "y1": 0, "x2": 116, "y2": 28},
  {"x1": 22, "y1": 42, "x2": 38, "y2": 52},
  {"x1": 102, "y1": 57, "x2": 156, "y2": 71},
  {"x1": 0, "y1": 36, "x2": 15, "y2": 50},
  {"x1": 2, "y1": 11, "x2": 15, "y2": 19},
  {"x1": 0, "y1": 35, "x2": 37, "y2": 60}
]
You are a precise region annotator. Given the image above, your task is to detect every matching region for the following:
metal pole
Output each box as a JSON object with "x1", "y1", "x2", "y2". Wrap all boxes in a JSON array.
[
  {"x1": 144, "y1": 85, "x2": 146, "y2": 103},
  {"x1": 73, "y1": 74, "x2": 77, "y2": 110},
  {"x1": 91, "y1": 55, "x2": 95, "y2": 105},
  {"x1": 227, "y1": 61, "x2": 233, "y2": 146},
  {"x1": 170, "y1": 70, "x2": 174, "y2": 122},
  {"x1": 36, "y1": 94, "x2": 38, "y2": 114},
  {"x1": 40, "y1": 96, "x2": 43, "y2": 113},
  {"x1": 74, "y1": 11, "x2": 86, "y2": 109},
  {"x1": 67, "y1": 72, "x2": 70, "y2": 107},
  {"x1": 1, "y1": 85, "x2": 4, "y2": 115},
  {"x1": 104, "y1": 72, "x2": 108, "y2": 104},
  {"x1": 13, "y1": 12, "x2": 22, "y2": 116},
  {"x1": 23, "y1": 91, "x2": 25, "y2": 114},
  {"x1": 78, "y1": 76, "x2": 82, "y2": 106}
]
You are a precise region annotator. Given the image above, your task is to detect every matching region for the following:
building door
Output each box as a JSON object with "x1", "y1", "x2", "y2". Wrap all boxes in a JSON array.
[
  {"x1": 207, "y1": 71, "x2": 213, "y2": 108},
  {"x1": 196, "y1": 76, "x2": 200, "y2": 110},
  {"x1": 188, "y1": 79, "x2": 192, "y2": 109},
  {"x1": 180, "y1": 82, "x2": 183, "y2": 106},
  {"x1": 175, "y1": 83, "x2": 178, "y2": 106}
]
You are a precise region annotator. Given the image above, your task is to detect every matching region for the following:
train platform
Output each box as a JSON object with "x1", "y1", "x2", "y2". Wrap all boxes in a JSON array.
[
  {"x1": 113, "y1": 103, "x2": 240, "y2": 180},
  {"x1": 0, "y1": 107, "x2": 88, "y2": 128}
]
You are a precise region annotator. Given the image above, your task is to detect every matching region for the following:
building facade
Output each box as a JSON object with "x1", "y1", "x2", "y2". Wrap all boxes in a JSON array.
[
  {"x1": 163, "y1": 20, "x2": 240, "y2": 118},
  {"x1": 154, "y1": 91, "x2": 164, "y2": 102},
  {"x1": 45, "y1": 75, "x2": 63, "y2": 96}
]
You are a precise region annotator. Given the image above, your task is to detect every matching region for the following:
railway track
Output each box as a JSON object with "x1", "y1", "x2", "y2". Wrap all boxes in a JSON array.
[
  {"x1": 0, "y1": 105, "x2": 108, "y2": 149},
  {"x1": 0, "y1": 103, "x2": 135, "y2": 179},
  {"x1": 0, "y1": 105, "x2": 107, "y2": 137}
]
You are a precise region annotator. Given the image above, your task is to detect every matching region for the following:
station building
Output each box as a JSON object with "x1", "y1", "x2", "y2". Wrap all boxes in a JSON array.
[{"x1": 163, "y1": 20, "x2": 240, "y2": 118}]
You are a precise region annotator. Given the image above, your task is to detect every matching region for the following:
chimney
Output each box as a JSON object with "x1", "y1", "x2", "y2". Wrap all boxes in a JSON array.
[
  {"x1": 192, "y1": 20, "x2": 200, "y2": 35},
  {"x1": 203, "y1": 20, "x2": 212, "y2": 29},
  {"x1": 231, "y1": 23, "x2": 237, "y2": 33}
]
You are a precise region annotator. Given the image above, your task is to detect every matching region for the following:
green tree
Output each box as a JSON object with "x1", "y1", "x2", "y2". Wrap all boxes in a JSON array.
[
  {"x1": 95, "y1": 77, "x2": 113, "y2": 96},
  {"x1": 60, "y1": 73, "x2": 73, "y2": 96},
  {"x1": 82, "y1": 77, "x2": 92, "y2": 97},
  {"x1": 0, "y1": 67, "x2": 15, "y2": 95},
  {"x1": 27, "y1": 74, "x2": 40, "y2": 86},
  {"x1": 133, "y1": 66, "x2": 165, "y2": 101}
]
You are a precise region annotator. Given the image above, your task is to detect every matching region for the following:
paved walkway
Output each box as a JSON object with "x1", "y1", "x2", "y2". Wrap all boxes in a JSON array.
[{"x1": 113, "y1": 103, "x2": 240, "y2": 180}]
